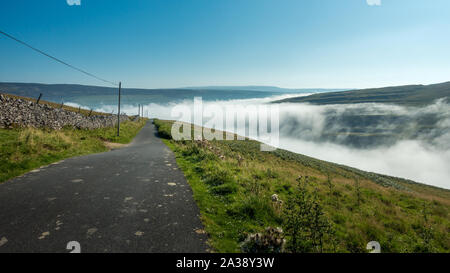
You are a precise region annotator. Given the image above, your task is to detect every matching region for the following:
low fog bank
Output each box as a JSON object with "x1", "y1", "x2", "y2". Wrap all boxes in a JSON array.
[
  {"x1": 276, "y1": 137, "x2": 450, "y2": 189},
  {"x1": 277, "y1": 99, "x2": 450, "y2": 149},
  {"x1": 68, "y1": 94, "x2": 450, "y2": 189},
  {"x1": 278, "y1": 99, "x2": 450, "y2": 189}
]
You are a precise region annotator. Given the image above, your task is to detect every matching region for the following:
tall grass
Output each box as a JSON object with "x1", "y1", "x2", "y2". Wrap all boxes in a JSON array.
[{"x1": 0, "y1": 119, "x2": 147, "y2": 183}]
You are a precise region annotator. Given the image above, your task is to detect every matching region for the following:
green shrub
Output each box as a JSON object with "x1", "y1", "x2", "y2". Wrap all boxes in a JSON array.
[{"x1": 283, "y1": 185, "x2": 335, "y2": 253}]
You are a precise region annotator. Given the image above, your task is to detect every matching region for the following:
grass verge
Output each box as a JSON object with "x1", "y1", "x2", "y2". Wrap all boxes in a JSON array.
[
  {"x1": 0, "y1": 119, "x2": 147, "y2": 183},
  {"x1": 154, "y1": 119, "x2": 450, "y2": 253}
]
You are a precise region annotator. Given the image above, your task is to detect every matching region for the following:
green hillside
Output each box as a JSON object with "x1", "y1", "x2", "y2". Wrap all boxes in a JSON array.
[
  {"x1": 154, "y1": 119, "x2": 450, "y2": 253},
  {"x1": 274, "y1": 81, "x2": 450, "y2": 106}
]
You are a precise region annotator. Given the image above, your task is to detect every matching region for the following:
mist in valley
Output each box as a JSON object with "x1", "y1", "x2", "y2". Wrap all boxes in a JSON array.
[{"x1": 68, "y1": 94, "x2": 450, "y2": 189}]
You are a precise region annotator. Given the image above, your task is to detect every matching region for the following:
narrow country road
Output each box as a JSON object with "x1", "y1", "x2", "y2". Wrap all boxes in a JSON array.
[{"x1": 0, "y1": 121, "x2": 209, "y2": 253}]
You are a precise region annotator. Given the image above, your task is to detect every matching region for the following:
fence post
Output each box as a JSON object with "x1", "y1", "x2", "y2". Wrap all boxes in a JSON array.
[
  {"x1": 138, "y1": 104, "x2": 141, "y2": 121},
  {"x1": 36, "y1": 93, "x2": 42, "y2": 104}
]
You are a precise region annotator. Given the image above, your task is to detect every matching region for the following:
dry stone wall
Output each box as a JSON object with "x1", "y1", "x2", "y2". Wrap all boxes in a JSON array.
[{"x1": 0, "y1": 93, "x2": 129, "y2": 130}]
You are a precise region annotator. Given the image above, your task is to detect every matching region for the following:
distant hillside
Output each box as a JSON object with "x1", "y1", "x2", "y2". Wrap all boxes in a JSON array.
[
  {"x1": 183, "y1": 86, "x2": 347, "y2": 93},
  {"x1": 0, "y1": 82, "x2": 289, "y2": 107},
  {"x1": 274, "y1": 82, "x2": 450, "y2": 106}
]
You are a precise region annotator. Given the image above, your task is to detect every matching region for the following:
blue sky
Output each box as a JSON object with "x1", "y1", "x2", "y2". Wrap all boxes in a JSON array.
[{"x1": 1, "y1": 0, "x2": 450, "y2": 89}]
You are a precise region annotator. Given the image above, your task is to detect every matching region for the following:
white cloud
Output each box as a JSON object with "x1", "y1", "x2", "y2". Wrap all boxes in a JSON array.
[
  {"x1": 67, "y1": 0, "x2": 81, "y2": 6},
  {"x1": 367, "y1": 0, "x2": 381, "y2": 6},
  {"x1": 65, "y1": 102, "x2": 89, "y2": 110}
]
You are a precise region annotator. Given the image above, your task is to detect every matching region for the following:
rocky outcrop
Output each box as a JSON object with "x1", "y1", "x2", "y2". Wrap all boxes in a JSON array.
[
  {"x1": 0, "y1": 93, "x2": 129, "y2": 130},
  {"x1": 241, "y1": 227, "x2": 286, "y2": 253}
]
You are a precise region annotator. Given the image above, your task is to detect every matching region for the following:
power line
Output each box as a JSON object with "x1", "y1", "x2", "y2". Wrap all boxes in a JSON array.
[{"x1": 0, "y1": 29, "x2": 118, "y2": 87}]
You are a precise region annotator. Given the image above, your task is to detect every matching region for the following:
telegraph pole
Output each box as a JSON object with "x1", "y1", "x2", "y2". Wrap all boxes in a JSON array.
[
  {"x1": 117, "y1": 82, "x2": 121, "y2": 137},
  {"x1": 36, "y1": 93, "x2": 42, "y2": 104}
]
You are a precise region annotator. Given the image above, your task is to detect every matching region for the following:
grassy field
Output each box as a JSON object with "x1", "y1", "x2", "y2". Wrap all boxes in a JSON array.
[
  {"x1": 0, "y1": 119, "x2": 147, "y2": 183},
  {"x1": 154, "y1": 119, "x2": 450, "y2": 253}
]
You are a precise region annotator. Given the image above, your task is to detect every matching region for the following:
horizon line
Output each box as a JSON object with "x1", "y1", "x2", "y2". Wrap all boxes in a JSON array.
[{"x1": 1, "y1": 79, "x2": 449, "y2": 91}]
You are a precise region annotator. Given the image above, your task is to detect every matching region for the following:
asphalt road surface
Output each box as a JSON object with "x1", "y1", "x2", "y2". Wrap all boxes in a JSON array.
[{"x1": 0, "y1": 121, "x2": 209, "y2": 253}]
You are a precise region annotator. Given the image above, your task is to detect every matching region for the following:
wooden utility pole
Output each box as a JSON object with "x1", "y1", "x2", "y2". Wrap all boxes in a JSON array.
[
  {"x1": 36, "y1": 93, "x2": 43, "y2": 104},
  {"x1": 117, "y1": 82, "x2": 121, "y2": 137}
]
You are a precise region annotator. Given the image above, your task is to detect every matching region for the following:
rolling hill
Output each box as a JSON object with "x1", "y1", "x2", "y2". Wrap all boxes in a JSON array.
[
  {"x1": 0, "y1": 82, "x2": 309, "y2": 108},
  {"x1": 274, "y1": 81, "x2": 450, "y2": 106},
  {"x1": 182, "y1": 85, "x2": 347, "y2": 93}
]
